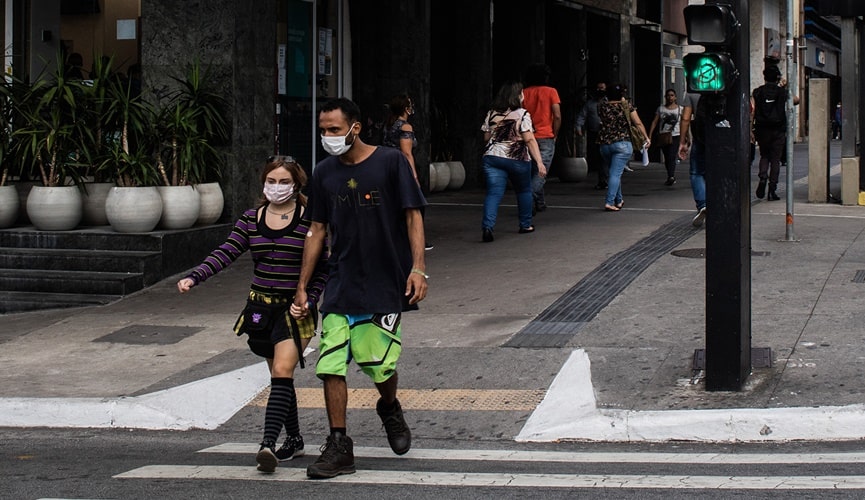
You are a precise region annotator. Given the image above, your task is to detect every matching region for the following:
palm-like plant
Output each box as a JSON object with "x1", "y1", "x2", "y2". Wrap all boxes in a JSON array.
[
  {"x1": 157, "y1": 59, "x2": 229, "y2": 186},
  {"x1": 12, "y1": 58, "x2": 89, "y2": 188},
  {"x1": 96, "y1": 62, "x2": 160, "y2": 187},
  {"x1": 0, "y1": 75, "x2": 17, "y2": 186}
]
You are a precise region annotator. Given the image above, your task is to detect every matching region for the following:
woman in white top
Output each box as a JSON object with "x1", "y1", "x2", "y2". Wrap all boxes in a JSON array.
[
  {"x1": 479, "y1": 81, "x2": 545, "y2": 242},
  {"x1": 648, "y1": 89, "x2": 682, "y2": 186}
]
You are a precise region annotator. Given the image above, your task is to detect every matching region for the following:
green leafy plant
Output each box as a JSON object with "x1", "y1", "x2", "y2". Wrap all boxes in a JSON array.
[
  {"x1": 12, "y1": 53, "x2": 89, "y2": 187},
  {"x1": 93, "y1": 59, "x2": 161, "y2": 187},
  {"x1": 157, "y1": 59, "x2": 229, "y2": 186}
]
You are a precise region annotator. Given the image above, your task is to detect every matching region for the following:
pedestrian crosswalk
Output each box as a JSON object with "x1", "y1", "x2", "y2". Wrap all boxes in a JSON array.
[{"x1": 113, "y1": 444, "x2": 865, "y2": 490}]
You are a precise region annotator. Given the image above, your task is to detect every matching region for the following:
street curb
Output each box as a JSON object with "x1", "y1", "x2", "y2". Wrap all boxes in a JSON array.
[{"x1": 517, "y1": 350, "x2": 865, "y2": 443}]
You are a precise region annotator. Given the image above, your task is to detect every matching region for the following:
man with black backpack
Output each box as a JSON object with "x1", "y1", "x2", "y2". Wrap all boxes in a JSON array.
[{"x1": 751, "y1": 65, "x2": 799, "y2": 201}]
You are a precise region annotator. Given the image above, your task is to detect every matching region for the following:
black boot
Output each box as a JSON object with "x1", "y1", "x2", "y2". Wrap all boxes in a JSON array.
[
  {"x1": 755, "y1": 179, "x2": 767, "y2": 199},
  {"x1": 767, "y1": 183, "x2": 780, "y2": 201}
]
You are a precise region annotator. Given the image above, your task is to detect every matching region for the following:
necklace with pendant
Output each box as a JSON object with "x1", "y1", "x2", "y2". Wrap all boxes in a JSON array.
[{"x1": 267, "y1": 206, "x2": 295, "y2": 220}]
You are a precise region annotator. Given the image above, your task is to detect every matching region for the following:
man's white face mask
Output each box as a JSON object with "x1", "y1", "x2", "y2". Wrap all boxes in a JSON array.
[{"x1": 321, "y1": 123, "x2": 357, "y2": 156}]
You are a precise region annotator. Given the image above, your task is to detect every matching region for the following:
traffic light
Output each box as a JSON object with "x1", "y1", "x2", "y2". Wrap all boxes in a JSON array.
[{"x1": 682, "y1": 4, "x2": 740, "y2": 94}]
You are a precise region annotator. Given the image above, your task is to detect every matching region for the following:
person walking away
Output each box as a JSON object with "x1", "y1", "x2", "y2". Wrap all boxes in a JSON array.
[
  {"x1": 647, "y1": 89, "x2": 682, "y2": 186},
  {"x1": 522, "y1": 63, "x2": 561, "y2": 213},
  {"x1": 479, "y1": 81, "x2": 547, "y2": 241},
  {"x1": 382, "y1": 93, "x2": 433, "y2": 250},
  {"x1": 293, "y1": 98, "x2": 428, "y2": 479},
  {"x1": 678, "y1": 92, "x2": 707, "y2": 227},
  {"x1": 577, "y1": 82, "x2": 607, "y2": 189},
  {"x1": 751, "y1": 65, "x2": 799, "y2": 201},
  {"x1": 597, "y1": 83, "x2": 649, "y2": 212},
  {"x1": 176, "y1": 156, "x2": 328, "y2": 473}
]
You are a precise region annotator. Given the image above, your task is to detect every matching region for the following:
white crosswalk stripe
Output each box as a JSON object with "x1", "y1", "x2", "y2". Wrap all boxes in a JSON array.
[{"x1": 110, "y1": 444, "x2": 865, "y2": 490}]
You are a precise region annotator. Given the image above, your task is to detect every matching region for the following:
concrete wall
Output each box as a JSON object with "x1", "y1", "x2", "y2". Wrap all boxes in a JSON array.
[{"x1": 141, "y1": 0, "x2": 277, "y2": 221}]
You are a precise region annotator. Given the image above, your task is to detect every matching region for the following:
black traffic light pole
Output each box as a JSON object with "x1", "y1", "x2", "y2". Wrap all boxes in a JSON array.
[{"x1": 703, "y1": 0, "x2": 751, "y2": 391}]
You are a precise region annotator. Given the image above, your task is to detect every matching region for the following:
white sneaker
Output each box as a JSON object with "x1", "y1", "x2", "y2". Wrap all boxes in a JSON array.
[{"x1": 692, "y1": 207, "x2": 707, "y2": 228}]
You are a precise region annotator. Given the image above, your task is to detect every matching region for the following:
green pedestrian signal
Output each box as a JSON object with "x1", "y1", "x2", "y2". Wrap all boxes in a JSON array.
[
  {"x1": 683, "y1": 4, "x2": 740, "y2": 95},
  {"x1": 683, "y1": 52, "x2": 737, "y2": 93}
]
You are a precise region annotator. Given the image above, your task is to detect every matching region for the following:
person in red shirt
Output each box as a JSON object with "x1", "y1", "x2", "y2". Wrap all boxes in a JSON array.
[{"x1": 522, "y1": 64, "x2": 561, "y2": 213}]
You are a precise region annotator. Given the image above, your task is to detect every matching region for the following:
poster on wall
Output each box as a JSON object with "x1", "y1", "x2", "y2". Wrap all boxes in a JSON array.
[{"x1": 318, "y1": 28, "x2": 333, "y2": 76}]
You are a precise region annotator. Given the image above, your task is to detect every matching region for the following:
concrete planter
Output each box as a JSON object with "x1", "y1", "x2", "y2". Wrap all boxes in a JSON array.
[
  {"x1": 157, "y1": 185, "x2": 201, "y2": 230},
  {"x1": 446, "y1": 161, "x2": 465, "y2": 190},
  {"x1": 195, "y1": 182, "x2": 224, "y2": 225},
  {"x1": 555, "y1": 156, "x2": 588, "y2": 183},
  {"x1": 81, "y1": 182, "x2": 115, "y2": 226},
  {"x1": 0, "y1": 185, "x2": 19, "y2": 228},
  {"x1": 26, "y1": 185, "x2": 83, "y2": 231},
  {"x1": 106, "y1": 186, "x2": 163, "y2": 233}
]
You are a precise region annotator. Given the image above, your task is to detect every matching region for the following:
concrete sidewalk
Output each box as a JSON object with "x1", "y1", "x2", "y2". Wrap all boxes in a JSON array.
[{"x1": 3, "y1": 141, "x2": 865, "y2": 443}]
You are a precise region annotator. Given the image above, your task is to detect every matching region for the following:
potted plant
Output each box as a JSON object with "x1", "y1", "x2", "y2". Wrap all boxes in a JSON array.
[
  {"x1": 78, "y1": 55, "x2": 120, "y2": 226},
  {"x1": 151, "y1": 60, "x2": 228, "y2": 228},
  {"x1": 12, "y1": 54, "x2": 89, "y2": 230},
  {"x1": 0, "y1": 75, "x2": 20, "y2": 228},
  {"x1": 553, "y1": 125, "x2": 588, "y2": 183},
  {"x1": 98, "y1": 71, "x2": 164, "y2": 233}
]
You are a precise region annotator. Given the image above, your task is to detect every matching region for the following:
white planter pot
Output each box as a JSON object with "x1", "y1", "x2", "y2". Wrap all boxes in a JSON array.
[
  {"x1": 0, "y1": 185, "x2": 20, "y2": 228},
  {"x1": 446, "y1": 161, "x2": 465, "y2": 190},
  {"x1": 157, "y1": 185, "x2": 201, "y2": 229},
  {"x1": 26, "y1": 185, "x2": 83, "y2": 231},
  {"x1": 431, "y1": 162, "x2": 450, "y2": 192},
  {"x1": 428, "y1": 164, "x2": 438, "y2": 192},
  {"x1": 106, "y1": 186, "x2": 163, "y2": 233},
  {"x1": 195, "y1": 182, "x2": 224, "y2": 225},
  {"x1": 555, "y1": 156, "x2": 588, "y2": 183},
  {"x1": 81, "y1": 182, "x2": 114, "y2": 226}
]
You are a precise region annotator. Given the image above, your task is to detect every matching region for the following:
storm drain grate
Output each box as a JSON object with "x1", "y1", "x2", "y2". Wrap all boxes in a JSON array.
[
  {"x1": 251, "y1": 388, "x2": 546, "y2": 411},
  {"x1": 506, "y1": 214, "x2": 700, "y2": 348},
  {"x1": 853, "y1": 270, "x2": 865, "y2": 283},
  {"x1": 93, "y1": 325, "x2": 204, "y2": 345}
]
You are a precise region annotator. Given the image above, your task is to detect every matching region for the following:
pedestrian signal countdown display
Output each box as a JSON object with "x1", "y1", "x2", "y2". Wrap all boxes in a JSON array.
[{"x1": 683, "y1": 4, "x2": 740, "y2": 94}]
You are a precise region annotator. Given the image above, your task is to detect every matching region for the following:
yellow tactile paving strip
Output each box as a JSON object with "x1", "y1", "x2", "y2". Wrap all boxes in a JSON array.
[{"x1": 250, "y1": 388, "x2": 546, "y2": 411}]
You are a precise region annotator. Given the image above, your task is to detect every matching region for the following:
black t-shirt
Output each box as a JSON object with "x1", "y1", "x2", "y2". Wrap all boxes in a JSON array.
[{"x1": 308, "y1": 146, "x2": 427, "y2": 314}]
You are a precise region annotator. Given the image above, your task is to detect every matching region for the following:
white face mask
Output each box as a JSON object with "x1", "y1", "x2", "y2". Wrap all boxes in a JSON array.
[
  {"x1": 263, "y1": 183, "x2": 295, "y2": 204},
  {"x1": 321, "y1": 123, "x2": 357, "y2": 156}
]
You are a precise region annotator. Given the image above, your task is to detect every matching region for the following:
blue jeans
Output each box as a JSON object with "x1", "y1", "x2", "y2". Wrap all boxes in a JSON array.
[
  {"x1": 690, "y1": 140, "x2": 706, "y2": 210},
  {"x1": 599, "y1": 140, "x2": 632, "y2": 206},
  {"x1": 482, "y1": 154, "x2": 533, "y2": 230},
  {"x1": 531, "y1": 138, "x2": 556, "y2": 205}
]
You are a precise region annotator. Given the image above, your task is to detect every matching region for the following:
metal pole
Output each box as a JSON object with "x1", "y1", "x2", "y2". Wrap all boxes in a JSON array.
[{"x1": 784, "y1": 0, "x2": 796, "y2": 241}]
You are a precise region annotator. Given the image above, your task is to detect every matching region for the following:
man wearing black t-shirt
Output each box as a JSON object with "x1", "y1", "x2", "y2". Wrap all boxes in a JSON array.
[{"x1": 293, "y1": 98, "x2": 428, "y2": 479}]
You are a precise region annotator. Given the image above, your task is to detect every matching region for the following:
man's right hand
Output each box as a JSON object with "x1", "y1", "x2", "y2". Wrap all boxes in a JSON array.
[
  {"x1": 291, "y1": 289, "x2": 310, "y2": 319},
  {"x1": 576, "y1": 129, "x2": 584, "y2": 137}
]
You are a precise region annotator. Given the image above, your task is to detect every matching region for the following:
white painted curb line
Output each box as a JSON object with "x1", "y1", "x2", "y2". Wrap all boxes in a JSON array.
[
  {"x1": 0, "y1": 362, "x2": 270, "y2": 430},
  {"x1": 516, "y1": 349, "x2": 865, "y2": 443}
]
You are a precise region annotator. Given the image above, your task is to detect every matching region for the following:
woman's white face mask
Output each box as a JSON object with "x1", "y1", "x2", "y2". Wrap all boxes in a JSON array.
[
  {"x1": 321, "y1": 123, "x2": 357, "y2": 156},
  {"x1": 263, "y1": 182, "x2": 295, "y2": 204}
]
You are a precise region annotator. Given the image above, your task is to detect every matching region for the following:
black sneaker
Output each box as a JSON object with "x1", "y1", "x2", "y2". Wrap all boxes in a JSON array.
[
  {"x1": 664, "y1": 177, "x2": 676, "y2": 186},
  {"x1": 377, "y1": 398, "x2": 411, "y2": 455},
  {"x1": 306, "y1": 432, "x2": 356, "y2": 479},
  {"x1": 424, "y1": 243, "x2": 434, "y2": 251},
  {"x1": 275, "y1": 434, "x2": 304, "y2": 461},
  {"x1": 256, "y1": 442, "x2": 278, "y2": 473}
]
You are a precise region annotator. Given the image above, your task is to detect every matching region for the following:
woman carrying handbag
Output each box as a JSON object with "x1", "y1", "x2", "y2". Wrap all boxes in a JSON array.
[{"x1": 647, "y1": 89, "x2": 682, "y2": 186}]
